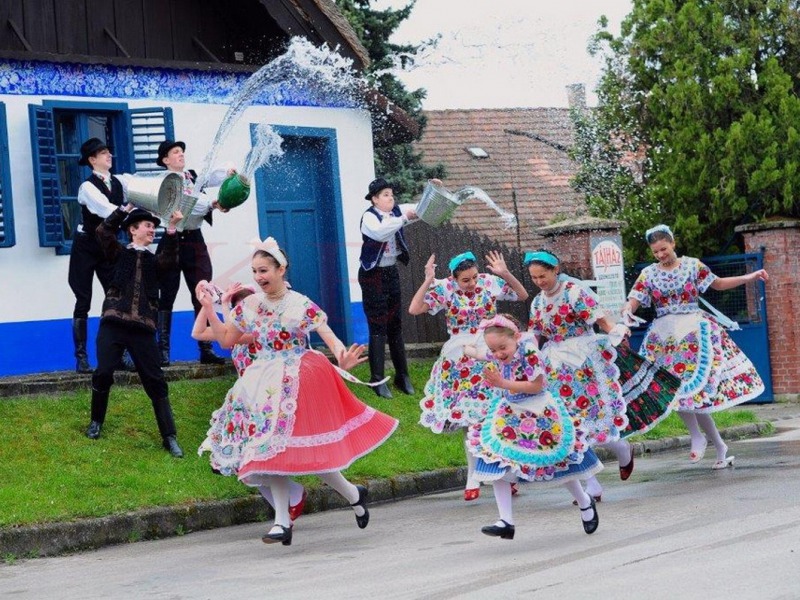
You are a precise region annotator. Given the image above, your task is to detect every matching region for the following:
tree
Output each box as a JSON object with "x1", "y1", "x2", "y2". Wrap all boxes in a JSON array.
[
  {"x1": 574, "y1": 0, "x2": 800, "y2": 261},
  {"x1": 335, "y1": 0, "x2": 445, "y2": 199}
]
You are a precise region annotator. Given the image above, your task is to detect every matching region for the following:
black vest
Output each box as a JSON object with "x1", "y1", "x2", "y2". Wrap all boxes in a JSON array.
[
  {"x1": 82, "y1": 175, "x2": 124, "y2": 234},
  {"x1": 359, "y1": 205, "x2": 409, "y2": 270}
]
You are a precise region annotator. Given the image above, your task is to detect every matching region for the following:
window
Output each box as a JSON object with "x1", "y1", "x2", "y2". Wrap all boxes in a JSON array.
[
  {"x1": 0, "y1": 103, "x2": 14, "y2": 247},
  {"x1": 29, "y1": 102, "x2": 174, "y2": 254}
]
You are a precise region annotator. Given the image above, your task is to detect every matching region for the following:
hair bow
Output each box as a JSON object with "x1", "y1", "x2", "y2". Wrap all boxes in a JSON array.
[
  {"x1": 448, "y1": 251, "x2": 476, "y2": 273},
  {"x1": 478, "y1": 315, "x2": 519, "y2": 334},
  {"x1": 250, "y1": 236, "x2": 287, "y2": 266}
]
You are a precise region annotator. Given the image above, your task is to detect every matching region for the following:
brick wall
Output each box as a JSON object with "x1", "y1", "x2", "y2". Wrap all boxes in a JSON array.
[{"x1": 737, "y1": 220, "x2": 800, "y2": 396}]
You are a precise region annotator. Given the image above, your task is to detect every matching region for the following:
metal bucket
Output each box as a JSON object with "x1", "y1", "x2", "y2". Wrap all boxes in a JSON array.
[
  {"x1": 125, "y1": 172, "x2": 185, "y2": 224},
  {"x1": 416, "y1": 181, "x2": 466, "y2": 226}
]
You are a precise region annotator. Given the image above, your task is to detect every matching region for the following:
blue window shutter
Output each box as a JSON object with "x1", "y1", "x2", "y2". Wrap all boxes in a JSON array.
[
  {"x1": 0, "y1": 103, "x2": 15, "y2": 247},
  {"x1": 127, "y1": 107, "x2": 175, "y2": 174},
  {"x1": 29, "y1": 105, "x2": 63, "y2": 248}
]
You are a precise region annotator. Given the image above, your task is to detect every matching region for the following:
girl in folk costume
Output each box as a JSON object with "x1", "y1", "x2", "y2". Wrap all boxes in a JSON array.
[
  {"x1": 197, "y1": 238, "x2": 398, "y2": 546},
  {"x1": 192, "y1": 280, "x2": 306, "y2": 522},
  {"x1": 622, "y1": 224, "x2": 768, "y2": 469},
  {"x1": 466, "y1": 315, "x2": 602, "y2": 540},
  {"x1": 526, "y1": 249, "x2": 678, "y2": 502},
  {"x1": 408, "y1": 251, "x2": 529, "y2": 501}
]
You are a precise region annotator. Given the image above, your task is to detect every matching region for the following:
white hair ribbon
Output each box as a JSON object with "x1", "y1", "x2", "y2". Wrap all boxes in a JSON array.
[{"x1": 250, "y1": 236, "x2": 287, "y2": 266}]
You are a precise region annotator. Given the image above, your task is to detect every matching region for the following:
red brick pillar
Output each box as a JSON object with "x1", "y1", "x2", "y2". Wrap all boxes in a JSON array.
[
  {"x1": 736, "y1": 220, "x2": 800, "y2": 397},
  {"x1": 535, "y1": 218, "x2": 625, "y2": 280}
]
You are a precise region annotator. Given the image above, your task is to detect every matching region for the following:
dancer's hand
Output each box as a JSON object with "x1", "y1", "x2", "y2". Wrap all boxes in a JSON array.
[
  {"x1": 749, "y1": 269, "x2": 768, "y2": 283},
  {"x1": 221, "y1": 282, "x2": 244, "y2": 307},
  {"x1": 424, "y1": 254, "x2": 437, "y2": 281},
  {"x1": 337, "y1": 343, "x2": 368, "y2": 371},
  {"x1": 485, "y1": 250, "x2": 509, "y2": 277},
  {"x1": 195, "y1": 281, "x2": 212, "y2": 306},
  {"x1": 168, "y1": 210, "x2": 183, "y2": 228},
  {"x1": 482, "y1": 363, "x2": 504, "y2": 388}
]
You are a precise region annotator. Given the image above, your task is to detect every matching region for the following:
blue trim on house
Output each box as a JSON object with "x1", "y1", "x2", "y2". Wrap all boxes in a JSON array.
[
  {"x1": 0, "y1": 313, "x2": 228, "y2": 376},
  {"x1": 0, "y1": 102, "x2": 14, "y2": 247},
  {"x1": 0, "y1": 59, "x2": 362, "y2": 109}
]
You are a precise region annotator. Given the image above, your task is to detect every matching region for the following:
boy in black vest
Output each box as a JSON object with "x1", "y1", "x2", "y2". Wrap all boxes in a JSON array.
[
  {"x1": 358, "y1": 178, "x2": 419, "y2": 398},
  {"x1": 86, "y1": 204, "x2": 184, "y2": 457},
  {"x1": 68, "y1": 138, "x2": 127, "y2": 373}
]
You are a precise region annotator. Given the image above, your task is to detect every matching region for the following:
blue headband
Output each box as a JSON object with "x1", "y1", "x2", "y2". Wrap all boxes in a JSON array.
[
  {"x1": 448, "y1": 251, "x2": 476, "y2": 273},
  {"x1": 523, "y1": 251, "x2": 559, "y2": 267},
  {"x1": 645, "y1": 224, "x2": 674, "y2": 242}
]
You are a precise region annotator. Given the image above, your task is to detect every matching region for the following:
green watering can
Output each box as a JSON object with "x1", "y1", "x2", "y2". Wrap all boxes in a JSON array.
[{"x1": 217, "y1": 174, "x2": 251, "y2": 209}]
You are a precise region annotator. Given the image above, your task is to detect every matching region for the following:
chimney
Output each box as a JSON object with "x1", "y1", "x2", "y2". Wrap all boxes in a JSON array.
[{"x1": 566, "y1": 83, "x2": 586, "y2": 111}]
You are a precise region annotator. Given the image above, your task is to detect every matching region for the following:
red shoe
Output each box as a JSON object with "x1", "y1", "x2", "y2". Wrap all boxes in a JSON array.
[
  {"x1": 619, "y1": 451, "x2": 635, "y2": 481},
  {"x1": 464, "y1": 487, "x2": 480, "y2": 501},
  {"x1": 510, "y1": 483, "x2": 519, "y2": 496},
  {"x1": 289, "y1": 490, "x2": 307, "y2": 521}
]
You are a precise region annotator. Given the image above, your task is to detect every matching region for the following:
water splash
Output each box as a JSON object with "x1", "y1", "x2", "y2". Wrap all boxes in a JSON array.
[
  {"x1": 241, "y1": 124, "x2": 285, "y2": 181},
  {"x1": 456, "y1": 186, "x2": 517, "y2": 229},
  {"x1": 193, "y1": 37, "x2": 364, "y2": 192}
]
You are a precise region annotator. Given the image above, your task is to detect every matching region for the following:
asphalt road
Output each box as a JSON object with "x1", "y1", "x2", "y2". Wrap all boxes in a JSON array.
[{"x1": 2, "y1": 419, "x2": 800, "y2": 600}]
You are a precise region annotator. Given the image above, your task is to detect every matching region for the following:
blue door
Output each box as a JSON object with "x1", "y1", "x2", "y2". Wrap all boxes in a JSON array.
[
  {"x1": 252, "y1": 125, "x2": 351, "y2": 343},
  {"x1": 629, "y1": 252, "x2": 773, "y2": 402}
]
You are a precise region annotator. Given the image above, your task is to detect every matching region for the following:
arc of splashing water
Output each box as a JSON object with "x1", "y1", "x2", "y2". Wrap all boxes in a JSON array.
[{"x1": 455, "y1": 186, "x2": 517, "y2": 230}]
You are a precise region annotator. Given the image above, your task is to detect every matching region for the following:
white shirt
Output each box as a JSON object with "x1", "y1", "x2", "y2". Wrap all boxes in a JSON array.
[
  {"x1": 360, "y1": 203, "x2": 416, "y2": 266},
  {"x1": 76, "y1": 171, "x2": 131, "y2": 233}
]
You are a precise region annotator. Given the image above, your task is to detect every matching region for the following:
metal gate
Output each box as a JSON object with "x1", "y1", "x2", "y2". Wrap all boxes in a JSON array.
[{"x1": 629, "y1": 252, "x2": 773, "y2": 403}]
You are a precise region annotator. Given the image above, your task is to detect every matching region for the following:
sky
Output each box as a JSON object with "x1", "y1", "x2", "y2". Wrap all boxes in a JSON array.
[{"x1": 374, "y1": 0, "x2": 633, "y2": 110}]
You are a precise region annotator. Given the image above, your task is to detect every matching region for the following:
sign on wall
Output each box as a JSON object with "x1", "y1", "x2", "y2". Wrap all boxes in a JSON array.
[{"x1": 590, "y1": 234, "x2": 626, "y2": 318}]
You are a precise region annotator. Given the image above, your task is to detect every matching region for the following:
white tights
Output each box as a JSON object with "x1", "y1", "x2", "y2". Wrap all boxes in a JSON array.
[
  {"x1": 464, "y1": 430, "x2": 479, "y2": 491},
  {"x1": 581, "y1": 439, "x2": 632, "y2": 498},
  {"x1": 680, "y1": 412, "x2": 728, "y2": 461}
]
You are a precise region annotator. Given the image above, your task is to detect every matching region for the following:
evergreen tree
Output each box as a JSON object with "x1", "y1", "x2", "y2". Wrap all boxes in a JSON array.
[
  {"x1": 336, "y1": 0, "x2": 445, "y2": 200},
  {"x1": 574, "y1": 0, "x2": 800, "y2": 261}
]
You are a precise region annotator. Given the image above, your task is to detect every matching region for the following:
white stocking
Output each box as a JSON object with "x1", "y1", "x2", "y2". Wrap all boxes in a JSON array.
[
  {"x1": 584, "y1": 476, "x2": 603, "y2": 498},
  {"x1": 600, "y1": 439, "x2": 632, "y2": 464},
  {"x1": 563, "y1": 480, "x2": 594, "y2": 522},
  {"x1": 696, "y1": 413, "x2": 728, "y2": 461},
  {"x1": 679, "y1": 411, "x2": 707, "y2": 454},
  {"x1": 464, "y1": 430, "x2": 479, "y2": 490},
  {"x1": 260, "y1": 475, "x2": 290, "y2": 528},
  {"x1": 492, "y1": 480, "x2": 514, "y2": 525},
  {"x1": 318, "y1": 471, "x2": 364, "y2": 516},
  {"x1": 259, "y1": 478, "x2": 305, "y2": 508}
]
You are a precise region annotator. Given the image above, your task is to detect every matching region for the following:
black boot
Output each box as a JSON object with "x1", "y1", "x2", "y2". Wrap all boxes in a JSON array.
[
  {"x1": 162, "y1": 435, "x2": 184, "y2": 458},
  {"x1": 368, "y1": 335, "x2": 392, "y2": 399},
  {"x1": 157, "y1": 310, "x2": 172, "y2": 367},
  {"x1": 388, "y1": 334, "x2": 415, "y2": 395},
  {"x1": 87, "y1": 389, "x2": 109, "y2": 438},
  {"x1": 72, "y1": 318, "x2": 93, "y2": 374},
  {"x1": 199, "y1": 341, "x2": 225, "y2": 364}
]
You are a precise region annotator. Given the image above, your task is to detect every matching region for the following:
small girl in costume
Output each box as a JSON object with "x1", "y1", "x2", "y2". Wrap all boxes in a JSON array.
[
  {"x1": 409, "y1": 251, "x2": 528, "y2": 501},
  {"x1": 466, "y1": 315, "x2": 601, "y2": 540}
]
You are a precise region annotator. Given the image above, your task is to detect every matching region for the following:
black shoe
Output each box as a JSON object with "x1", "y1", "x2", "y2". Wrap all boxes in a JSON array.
[
  {"x1": 394, "y1": 373, "x2": 415, "y2": 395},
  {"x1": 162, "y1": 435, "x2": 184, "y2": 458},
  {"x1": 72, "y1": 318, "x2": 93, "y2": 374},
  {"x1": 373, "y1": 381, "x2": 393, "y2": 399},
  {"x1": 199, "y1": 344, "x2": 225, "y2": 365},
  {"x1": 351, "y1": 484, "x2": 370, "y2": 529},
  {"x1": 580, "y1": 496, "x2": 599, "y2": 534},
  {"x1": 481, "y1": 520, "x2": 515, "y2": 540},
  {"x1": 262, "y1": 524, "x2": 293, "y2": 546},
  {"x1": 86, "y1": 421, "x2": 102, "y2": 440},
  {"x1": 76, "y1": 357, "x2": 93, "y2": 374}
]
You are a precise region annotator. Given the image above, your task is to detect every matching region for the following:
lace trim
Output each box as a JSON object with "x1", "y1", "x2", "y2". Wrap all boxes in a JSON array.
[{"x1": 286, "y1": 407, "x2": 378, "y2": 447}]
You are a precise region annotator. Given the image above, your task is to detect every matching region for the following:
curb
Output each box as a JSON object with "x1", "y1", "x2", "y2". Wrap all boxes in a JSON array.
[{"x1": 0, "y1": 421, "x2": 776, "y2": 560}]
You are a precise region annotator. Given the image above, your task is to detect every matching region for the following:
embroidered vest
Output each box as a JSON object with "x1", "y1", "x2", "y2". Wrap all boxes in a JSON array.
[{"x1": 359, "y1": 205, "x2": 409, "y2": 270}]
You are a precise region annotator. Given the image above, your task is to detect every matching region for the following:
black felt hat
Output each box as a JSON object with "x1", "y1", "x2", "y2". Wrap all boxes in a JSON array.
[
  {"x1": 156, "y1": 140, "x2": 186, "y2": 167},
  {"x1": 122, "y1": 208, "x2": 161, "y2": 230},
  {"x1": 78, "y1": 137, "x2": 110, "y2": 167},
  {"x1": 365, "y1": 177, "x2": 393, "y2": 201}
]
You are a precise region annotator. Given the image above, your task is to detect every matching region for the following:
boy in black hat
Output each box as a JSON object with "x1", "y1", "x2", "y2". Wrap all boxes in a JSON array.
[
  {"x1": 358, "y1": 177, "x2": 420, "y2": 398},
  {"x1": 68, "y1": 137, "x2": 127, "y2": 373},
  {"x1": 154, "y1": 139, "x2": 234, "y2": 366},
  {"x1": 86, "y1": 203, "x2": 185, "y2": 457}
]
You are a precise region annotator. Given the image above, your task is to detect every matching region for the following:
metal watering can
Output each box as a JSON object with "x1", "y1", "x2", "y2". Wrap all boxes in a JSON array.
[{"x1": 416, "y1": 181, "x2": 472, "y2": 227}]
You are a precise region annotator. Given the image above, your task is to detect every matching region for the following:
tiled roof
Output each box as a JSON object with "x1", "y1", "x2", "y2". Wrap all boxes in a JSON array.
[{"x1": 414, "y1": 108, "x2": 588, "y2": 250}]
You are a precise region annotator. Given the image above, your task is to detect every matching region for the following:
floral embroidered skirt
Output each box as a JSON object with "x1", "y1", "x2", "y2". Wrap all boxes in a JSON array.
[
  {"x1": 200, "y1": 350, "x2": 398, "y2": 485},
  {"x1": 467, "y1": 392, "x2": 602, "y2": 483},
  {"x1": 639, "y1": 312, "x2": 764, "y2": 412},
  {"x1": 419, "y1": 334, "x2": 493, "y2": 433},
  {"x1": 614, "y1": 342, "x2": 681, "y2": 438},
  {"x1": 540, "y1": 335, "x2": 628, "y2": 446}
]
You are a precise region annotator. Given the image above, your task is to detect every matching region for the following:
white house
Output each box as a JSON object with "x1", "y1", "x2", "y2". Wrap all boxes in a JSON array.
[{"x1": 0, "y1": 0, "x2": 416, "y2": 376}]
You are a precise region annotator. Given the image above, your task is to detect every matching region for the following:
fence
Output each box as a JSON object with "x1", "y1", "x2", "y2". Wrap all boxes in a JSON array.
[{"x1": 399, "y1": 221, "x2": 532, "y2": 344}]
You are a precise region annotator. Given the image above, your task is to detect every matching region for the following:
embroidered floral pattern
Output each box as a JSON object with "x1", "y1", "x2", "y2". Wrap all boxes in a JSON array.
[
  {"x1": 629, "y1": 258, "x2": 716, "y2": 317},
  {"x1": 419, "y1": 274, "x2": 518, "y2": 432},
  {"x1": 528, "y1": 281, "x2": 601, "y2": 342}
]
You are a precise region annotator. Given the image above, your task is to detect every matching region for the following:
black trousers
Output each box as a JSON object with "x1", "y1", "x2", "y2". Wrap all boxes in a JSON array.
[
  {"x1": 91, "y1": 320, "x2": 176, "y2": 438},
  {"x1": 68, "y1": 231, "x2": 114, "y2": 319},
  {"x1": 158, "y1": 229, "x2": 212, "y2": 315},
  {"x1": 358, "y1": 265, "x2": 403, "y2": 339}
]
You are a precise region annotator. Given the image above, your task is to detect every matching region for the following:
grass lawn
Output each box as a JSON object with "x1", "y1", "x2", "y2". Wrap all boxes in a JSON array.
[{"x1": 0, "y1": 359, "x2": 761, "y2": 528}]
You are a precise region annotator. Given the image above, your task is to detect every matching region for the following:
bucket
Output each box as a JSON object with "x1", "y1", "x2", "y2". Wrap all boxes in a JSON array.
[
  {"x1": 125, "y1": 172, "x2": 185, "y2": 224},
  {"x1": 416, "y1": 181, "x2": 467, "y2": 226},
  {"x1": 217, "y1": 173, "x2": 251, "y2": 210}
]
